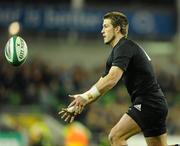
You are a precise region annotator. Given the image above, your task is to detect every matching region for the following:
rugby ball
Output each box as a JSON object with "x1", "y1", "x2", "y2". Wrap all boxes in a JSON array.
[{"x1": 4, "y1": 36, "x2": 28, "y2": 66}]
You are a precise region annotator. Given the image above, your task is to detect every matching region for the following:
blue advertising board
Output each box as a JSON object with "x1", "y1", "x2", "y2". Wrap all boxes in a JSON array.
[{"x1": 0, "y1": 4, "x2": 176, "y2": 38}]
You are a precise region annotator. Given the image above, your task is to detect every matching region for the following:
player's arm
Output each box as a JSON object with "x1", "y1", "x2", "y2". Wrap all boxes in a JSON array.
[
  {"x1": 69, "y1": 66, "x2": 124, "y2": 105},
  {"x1": 85, "y1": 66, "x2": 123, "y2": 103},
  {"x1": 96, "y1": 66, "x2": 123, "y2": 95},
  {"x1": 59, "y1": 66, "x2": 123, "y2": 122}
]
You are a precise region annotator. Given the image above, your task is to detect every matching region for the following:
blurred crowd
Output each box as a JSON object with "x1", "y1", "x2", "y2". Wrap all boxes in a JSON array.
[{"x1": 0, "y1": 56, "x2": 180, "y2": 146}]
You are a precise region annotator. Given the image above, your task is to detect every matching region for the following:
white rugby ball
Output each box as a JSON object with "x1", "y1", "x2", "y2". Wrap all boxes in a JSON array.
[{"x1": 4, "y1": 36, "x2": 28, "y2": 66}]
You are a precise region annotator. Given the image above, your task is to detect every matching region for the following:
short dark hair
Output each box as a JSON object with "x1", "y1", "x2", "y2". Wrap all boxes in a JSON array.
[{"x1": 104, "y1": 12, "x2": 129, "y2": 38}]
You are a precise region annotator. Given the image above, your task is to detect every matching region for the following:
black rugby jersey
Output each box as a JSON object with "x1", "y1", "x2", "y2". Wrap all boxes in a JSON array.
[{"x1": 103, "y1": 37, "x2": 164, "y2": 102}]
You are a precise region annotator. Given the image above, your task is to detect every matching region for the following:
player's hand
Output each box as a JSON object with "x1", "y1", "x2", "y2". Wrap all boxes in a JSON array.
[
  {"x1": 58, "y1": 106, "x2": 78, "y2": 123},
  {"x1": 68, "y1": 94, "x2": 88, "y2": 114},
  {"x1": 58, "y1": 94, "x2": 88, "y2": 123}
]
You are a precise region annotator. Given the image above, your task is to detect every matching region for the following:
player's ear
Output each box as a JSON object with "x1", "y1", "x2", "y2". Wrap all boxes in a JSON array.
[{"x1": 115, "y1": 25, "x2": 121, "y2": 33}]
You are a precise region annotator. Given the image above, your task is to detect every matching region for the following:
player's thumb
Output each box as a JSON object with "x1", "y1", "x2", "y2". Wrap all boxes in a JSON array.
[
  {"x1": 69, "y1": 94, "x2": 78, "y2": 99},
  {"x1": 68, "y1": 95, "x2": 75, "y2": 98}
]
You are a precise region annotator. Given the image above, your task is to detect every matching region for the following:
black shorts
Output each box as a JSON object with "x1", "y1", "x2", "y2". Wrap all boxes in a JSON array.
[{"x1": 127, "y1": 96, "x2": 168, "y2": 137}]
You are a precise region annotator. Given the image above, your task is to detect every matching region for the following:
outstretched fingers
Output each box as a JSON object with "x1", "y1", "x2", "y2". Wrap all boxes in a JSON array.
[{"x1": 58, "y1": 107, "x2": 77, "y2": 123}]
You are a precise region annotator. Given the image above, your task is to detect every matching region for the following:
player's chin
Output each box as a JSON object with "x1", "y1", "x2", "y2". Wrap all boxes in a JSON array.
[
  {"x1": 103, "y1": 39, "x2": 107, "y2": 44},
  {"x1": 104, "y1": 40, "x2": 110, "y2": 45}
]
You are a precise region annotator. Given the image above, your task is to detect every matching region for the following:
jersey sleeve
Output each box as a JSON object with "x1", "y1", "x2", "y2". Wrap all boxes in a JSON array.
[
  {"x1": 112, "y1": 42, "x2": 134, "y2": 71},
  {"x1": 102, "y1": 55, "x2": 112, "y2": 77}
]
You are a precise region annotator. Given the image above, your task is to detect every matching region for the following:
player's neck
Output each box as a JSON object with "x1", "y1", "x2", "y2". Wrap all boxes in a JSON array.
[{"x1": 110, "y1": 34, "x2": 124, "y2": 48}]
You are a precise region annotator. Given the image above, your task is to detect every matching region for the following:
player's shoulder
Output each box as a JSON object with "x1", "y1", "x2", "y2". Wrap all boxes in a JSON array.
[
  {"x1": 114, "y1": 37, "x2": 140, "y2": 52},
  {"x1": 117, "y1": 38, "x2": 139, "y2": 52},
  {"x1": 124, "y1": 38, "x2": 139, "y2": 48}
]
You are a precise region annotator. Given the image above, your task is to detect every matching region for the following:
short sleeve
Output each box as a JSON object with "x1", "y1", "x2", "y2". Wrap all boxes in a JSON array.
[
  {"x1": 102, "y1": 54, "x2": 112, "y2": 77},
  {"x1": 112, "y1": 42, "x2": 134, "y2": 71}
]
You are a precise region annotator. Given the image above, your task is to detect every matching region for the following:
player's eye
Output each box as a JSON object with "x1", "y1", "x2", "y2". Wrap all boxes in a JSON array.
[{"x1": 103, "y1": 24, "x2": 108, "y2": 28}]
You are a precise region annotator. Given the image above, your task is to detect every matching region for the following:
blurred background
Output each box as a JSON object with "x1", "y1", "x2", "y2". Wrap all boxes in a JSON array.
[{"x1": 0, "y1": 0, "x2": 179, "y2": 146}]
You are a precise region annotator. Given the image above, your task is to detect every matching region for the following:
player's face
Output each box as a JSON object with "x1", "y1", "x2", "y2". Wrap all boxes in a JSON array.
[{"x1": 101, "y1": 19, "x2": 115, "y2": 45}]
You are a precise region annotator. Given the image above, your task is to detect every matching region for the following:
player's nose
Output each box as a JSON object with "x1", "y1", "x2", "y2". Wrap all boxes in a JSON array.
[{"x1": 101, "y1": 28, "x2": 104, "y2": 34}]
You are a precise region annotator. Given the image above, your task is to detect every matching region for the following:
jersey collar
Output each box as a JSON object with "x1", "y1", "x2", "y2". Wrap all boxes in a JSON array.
[{"x1": 113, "y1": 37, "x2": 126, "y2": 49}]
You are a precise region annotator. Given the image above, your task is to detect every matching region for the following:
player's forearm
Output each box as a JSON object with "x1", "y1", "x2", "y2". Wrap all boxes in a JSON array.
[
  {"x1": 95, "y1": 75, "x2": 118, "y2": 94},
  {"x1": 80, "y1": 67, "x2": 123, "y2": 104},
  {"x1": 80, "y1": 78, "x2": 102, "y2": 104},
  {"x1": 81, "y1": 76, "x2": 118, "y2": 104},
  {"x1": 95, "y1": 66, "x2": 123, "y2": 95}
]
